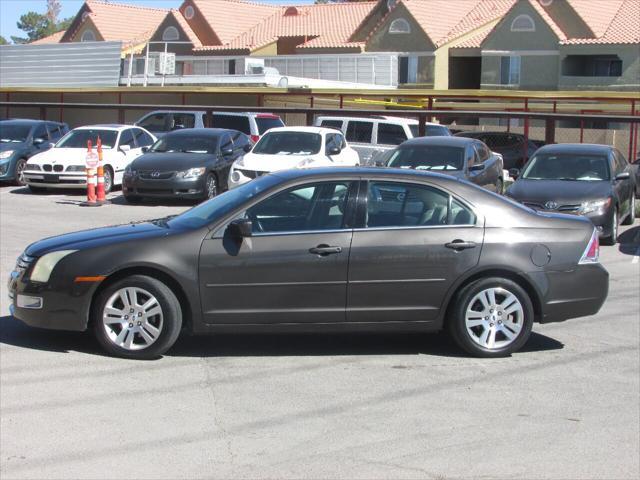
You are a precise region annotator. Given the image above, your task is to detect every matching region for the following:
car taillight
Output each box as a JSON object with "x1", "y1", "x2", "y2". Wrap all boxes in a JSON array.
[
  {"x1": 579, "y1": 228, "x2": 599, "y2": 264},
  {"x1": 250, "y1": 135, "x2": 259, "y2": 143}
]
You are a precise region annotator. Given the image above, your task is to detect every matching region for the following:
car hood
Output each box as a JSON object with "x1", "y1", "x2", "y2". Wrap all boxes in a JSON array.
[
  {"x1": 29, "y1": 148, "x2": 115, "y2": 165},
  {"x1": 131, "y1": 152, "x2": 213, "y2": 171},
  {"x1": 507, "y1": 179, "x2": 612, "y2": 203},
  {"x1": 0, "y1": 142, "x2": 26, "y2": 153},
  {"x1": 238, "y1": 152, "x2": 321, "y2": 172},
  {"x1": 25, "y1": 220, "x2": 183, "y2": 257}
]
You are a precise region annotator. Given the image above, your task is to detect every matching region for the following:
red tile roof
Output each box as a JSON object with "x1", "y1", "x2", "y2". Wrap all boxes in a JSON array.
[
  {"x1": 529, "y1": 0, "x2": 567, "y2": 41},
  {"x1": 169, "y1": 9, "x2": 203, "y2": 48},
  {"x1": 30, "y1": 30, "x2": 65, "y2": 45},
  {"x1": 562, "y1": 0, "x2": 640, "y2": 45}
]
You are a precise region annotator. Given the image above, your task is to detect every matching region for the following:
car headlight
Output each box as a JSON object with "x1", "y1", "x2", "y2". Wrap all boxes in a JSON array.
[
  {"x1": 66, "y1": 165, "x2": 85, "y2": 172},
  {"x1": 579, "y1": 198, "x2": 611, "y2": 215},
  {"x1": 25, "y1": 163, "x2": 41, "y2": 171},
  {"x1": 0, "y1": 150, "x2": 15, "y2": 159},
  {"x1": 30, "y1": 250, "x2": 77, "y2": 283},
  {"x1": 176, "y1": 167, "x2": 206, "y2": 179}
]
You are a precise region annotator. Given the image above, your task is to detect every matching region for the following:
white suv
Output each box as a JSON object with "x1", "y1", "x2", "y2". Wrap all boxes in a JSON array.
[{"x1": 314, "y1": 115, "x2": 451, "y2": 165}]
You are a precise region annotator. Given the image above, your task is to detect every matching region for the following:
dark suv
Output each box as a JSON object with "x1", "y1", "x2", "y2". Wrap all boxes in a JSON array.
[
  {"x1": 0, "y1": 119, "x2": 69, "y2": 185},
  {"x1": 455, "y1": 131, "x2": 544, "y2": 170}
]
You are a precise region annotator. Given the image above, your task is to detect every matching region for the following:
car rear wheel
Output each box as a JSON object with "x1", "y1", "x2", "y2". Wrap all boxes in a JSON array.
[
  {"x1": 448, "y1": 277, "x2": 533, "y2": 357},
  {"x1": 602, "y1": 210, "x2": 618, "y2": 245},
  {"x1": 622, "y1": 195, "x2": 635, "y2": 225},
  {"x1": 92, "y1": 275, "x2": 182, "y2": 359},
  {"x1": 14, "y1": 158, "x2": 27, "y2": 186}
]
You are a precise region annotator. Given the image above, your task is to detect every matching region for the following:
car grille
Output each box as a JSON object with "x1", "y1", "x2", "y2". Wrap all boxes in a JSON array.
[
  {"x1": 53, "y1": 165, "x2": 63, "y2": 172},
  {"x1": 524, "y1": 201, "x2": 582, "y2": 213},
  {"x1": 43, "y1": 164, "x2": 52, "y2": 172},
  {"x1": 138, "y1": 170, "x2": 175, "y2": 180},
  {"x1": 237, "y1": 169, "x2": 268, "y2": 180}
]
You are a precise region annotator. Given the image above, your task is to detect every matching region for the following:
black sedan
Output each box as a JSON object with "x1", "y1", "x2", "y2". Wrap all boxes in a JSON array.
[
  {"x1": 455, "y1": 131, "x2": 544, "y2": 170},
  {"x1": 384, "y1": 137, "x2": 504, "y2": 193},
  {"x1": 122, "y1": 128, "x2": 251, "y2": 202},
  {"x1": 506, "y1": 144, "x2": 636, "y2": 245},
  {"x1": 9, "y1": 167, "x2": 608, "y2": 359}
]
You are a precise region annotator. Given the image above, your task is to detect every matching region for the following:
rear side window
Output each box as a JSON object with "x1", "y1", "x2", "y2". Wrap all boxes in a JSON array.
[
  {"x1": 171, "y1": 113, "x2": 195, "y2": 129},
  {"x1": 232, "y1": 132, "x2": 251, "y2": 151},
  {"x1": 320, "y1": 120, "x2": 344, "y2": 131},
  {"x1": 346, "y1": 121, "x2": 373, "y2": 143},
  {"x1": 474, "y1": 142, "x2": 490, "y2": 162},
  {"x1": 409, "y1": 125, "x2": 451, "y2": 137},
  {"x1": 255, "y1": 116, "x2": 284, "y2": 135},
  {"x1": 377, "y1": 123, "x2": 407, "y2": 145},
  {"x1": 119, "y1": 129, "x2": 136, "y2": 148},
  {"x1": 212, "y1": 114, "x2": 251, "y2": 135},
  {"x1": 138, "y1": 113, "x2": 168, "y2": 132}
]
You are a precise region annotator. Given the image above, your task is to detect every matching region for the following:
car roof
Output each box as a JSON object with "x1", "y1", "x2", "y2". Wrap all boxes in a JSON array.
[
  {"x1": 456, "y1": 131, "x2": 523, "y2": 138},
  {"x1": 270, "y1": 166, "x2": 460, "y2": 184},
  {"x1": 264, "y1": 126, "x2": 334, "y2": 135},
  {"x1": 317, "y1": 115, "x2": 442, "y2": 127},
  {"x1": 162, "y1": 128, "x2": 238, "y2": 137},
  {"x1": 402, "y1": 136, "x2": 475, "y2": 147},
  {"x1": 535, "y1": 143, "x2": 613, "y2": 155},
  {"x1": 75, "y1": 124, "x2": 133, "y2": 131},
  {"x1": 0, "y1": 119, "x2": 52, "y2": 126}
]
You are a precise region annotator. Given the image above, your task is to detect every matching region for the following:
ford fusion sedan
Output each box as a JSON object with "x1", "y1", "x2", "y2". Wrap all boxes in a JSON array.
[
  {"x1": 0, "y1": 119, "x2": 68, "y2": 186},
  {"x1": 506, "y1": 144, "x2": 636, "y2": 245},
  {"x1": 122, "y1": 128, "x2": 251, "y2": 203},
  {"x1": 227, "y1": 127, "x2": 359, "y2": 189},
  {"x1": 23, "y1": 125, "x2": 156, "y2": 193},
  {"x1": 384, "y1": 137, "x2": 504, "y2": 193},
  {"x1": 9, "y1": 167, "x2": 608, "y2": 360}
]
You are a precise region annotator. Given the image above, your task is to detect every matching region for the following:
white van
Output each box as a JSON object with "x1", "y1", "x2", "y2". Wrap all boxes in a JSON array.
[{"x1": 314, "y1": 115, "x2": 451, "y2": 165}]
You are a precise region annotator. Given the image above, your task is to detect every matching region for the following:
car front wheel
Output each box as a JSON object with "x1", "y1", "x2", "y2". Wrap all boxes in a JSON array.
[
  {"x1": 448, "y1": 277, "x2": 533, "y2": 357},
  {"x1": 92, "y1": 275, "x2": 182, "y2": 359},
  {"x1": 14, "y1": 158, "x2": 27, "y2": 186},
  {"x1": 622, "y1": 195, "x2": 635, "y2": 225},
  {"x1": 602, "y1": 209, "x2": 618, "y2": 245}
]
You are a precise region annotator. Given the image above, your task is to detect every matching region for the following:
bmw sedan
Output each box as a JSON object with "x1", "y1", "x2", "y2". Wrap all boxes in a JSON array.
[
  {"x1": 8, "y1": 168, "x2": 608, "y2": 359},
  {"x1": 506, "y1": 144, "x2": 636, "y2": 245}
]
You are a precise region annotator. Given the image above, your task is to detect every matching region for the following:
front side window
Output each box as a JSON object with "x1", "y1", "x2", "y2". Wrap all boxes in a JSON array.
[
  {"x1": 149, "y1": 134, "x2": 219, "y2": 154},
  {"x1": 32, "y1": 125, "x2": 49, "y2": 142},
  {"x1": 246, "y1": 181, "x2": 352, "y2": 233},
  {"x1": 345, "y1": 121, "x2": 373, "y2": 143},
  {"x1": 500, "y1": 56, "x2": 521, "y2": 85},
  {"x1": 0, "y1": 125, "x2": 32, "y2": 143},
  {"x1": 366, "y1": 181, "x2": 475, "y2": 228},
  {"x1": 377, "y1": 123, "x2": 407, "y2": 145},
  {"x1": 133, "y1": 128, "x2": 155, "y2": 147},
  {"x1": 138, "y1": 113, "x2": 168, "y2": 132},
  {"x1": 521, "y1": 154, "x2": 611, "y2": 181},
  {"x1": 252, "y1": 131, "x2": 322, "y2": 156},
  {"x1": 119, "y1": 129, "x2": 136, "y2": 148},
  {"x1": 386, "y1": 146, "x2": 465, "y2": 171},
  {"x1": 57, "y1": 129, "x2": 118, "y2": 149},
  {"x1": 171, "y1": 114, "x2": 195, "y2": 130}
]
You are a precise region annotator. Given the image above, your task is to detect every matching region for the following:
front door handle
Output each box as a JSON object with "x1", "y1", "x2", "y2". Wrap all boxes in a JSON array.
[
  {"x1": 309, "y1": 245, "x2": 343, "y2": 256},
  {"x1": 445, "y1": 240, "x2": 477, "y2": 251}
]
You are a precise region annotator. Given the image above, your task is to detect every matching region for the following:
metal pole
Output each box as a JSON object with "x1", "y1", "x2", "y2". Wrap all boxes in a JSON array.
[
  {"x1": 161, "y1": 42, "x2": 168, "y2": 87},
  {"x1": 143, "y1": 43, "x2": 150, "y2": 87},
  {"x1": 629, "y1": 100, "x2": 636, "y2": 161},
  {"x1": 522, "y1": 98, "x2": 529, "y2": 161},
  {"x1": 418, "y1": 112, "x2": 426, "y2": 137},
  {"x1": 127, "y1": 51, "x2": 134, "y2": 87}
]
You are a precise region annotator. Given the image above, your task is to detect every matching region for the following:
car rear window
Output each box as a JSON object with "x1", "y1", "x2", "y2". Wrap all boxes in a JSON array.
[
  {"x1": 212, "y1": 114, "x2": 251, "y2": 135},
  {"x1": 387, "y1": 146, "x2": 465, "y2": 171},
  {"x1": 256, "y1": 116, "x2": 284, "y2": 135},
  {"x1": 320, "y1": 120, "x2": 343, "y2": 131}
]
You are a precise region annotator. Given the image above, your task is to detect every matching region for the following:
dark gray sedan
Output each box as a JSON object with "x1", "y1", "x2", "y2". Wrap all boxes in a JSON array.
[
  {"x1": 8, "y1": 168, "x2": 608, "y2": 359},
  {"x1": 384, "y1": 137, "x2": 504, "y2": 194}
]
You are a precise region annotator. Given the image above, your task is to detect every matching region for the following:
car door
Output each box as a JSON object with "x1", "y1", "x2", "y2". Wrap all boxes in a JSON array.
[
  {"x1": 347, "y1": 180, "x2": 483, "y2": 323},
  {"x1": 198, "y1": 180, "x2": 357, "y2": 324},
  {"x1": 113, "y1": 129, "x2": 139, "y2": 183},
  {"x1": 132, "y1": 127, "x2": 155, "y2": 151},
  {"x1": 612, "y1": 150, "x2": 634, "y2": 215}
]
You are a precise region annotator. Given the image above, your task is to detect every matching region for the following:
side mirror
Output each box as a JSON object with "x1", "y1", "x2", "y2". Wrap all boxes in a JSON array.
[
  {"x1": 48, "y1": 142, "x2": 56, "y2": 149},
  {"x1": 509, "y1": 168, "x2": 520, "y2": 179},
  {"x1": 227, "y1": 218, "x2": 252, "y2": 238},
  {"x1": 469, "y1": 163, "x2": 485, "y2": 172},
  {"x1": 327, "y1": 146, "x2": 341, "y2": 156},
  {"x1": 615, "y1": 172, "x2": 630, "y2": 181},
  {"x1": 221, "y1": 147, "x2": 234, "y2": 156},
  {"x1": 119, "y1": 144, "x2": 131, "y2": 153},
  {"x1": 141, "y1": 146, "x2": 149, "y2": 153},
  {"x1": 243, "y1": 144, "x2": 252, "y2": 153},
  {"x1": 33, "y1": 137, "x2": 46, "y2": 145}
]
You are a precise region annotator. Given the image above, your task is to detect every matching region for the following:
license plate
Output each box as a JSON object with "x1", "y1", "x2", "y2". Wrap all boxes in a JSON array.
[{"x1": 43, "y1": 174, "x2": 59, "y2": 182}]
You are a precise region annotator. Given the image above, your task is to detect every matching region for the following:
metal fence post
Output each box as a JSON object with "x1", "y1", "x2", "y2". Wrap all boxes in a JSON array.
[
  {"x1": 629, "y1": 100, "x2": 636, "y2": 161},
  {"x1": 544, "y1": 118, "x2": 556, "y2": 145}
]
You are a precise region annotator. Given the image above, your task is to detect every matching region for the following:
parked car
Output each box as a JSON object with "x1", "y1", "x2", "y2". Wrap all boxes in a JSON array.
[
  {"x1": 632, "y1": 153, "x2": 640, "y2": 198},
  {"x1": 8, "y1": 167, "x2": 608, "y2": 360},
  {"x1": 135, "y1": 110, "x2": 284, "y2": 142},
  {"x1": 23, "y1": 125, "x2": 155, "y2": 193},
  {"x1": 314, "y1": 115, "x2": 451, "y2": 166},
  {"x1": 0, "y1": 119, "x2": 69, "y2": 186},
  {"x1": 228, "y1": 126, "x2": 359, "y2": 189},
  {"x1": 123, "y1": 128, "x2": 251, "y2": 202},
  {"x1": 506, "y1": 144, "x2": 636, "y2": 245},
  {"x1": 455, "y1": 131, "x2": 545, "y2": 170},
  {"x1": 384, "y1": 137, "x2": 504, "y2": 194}
]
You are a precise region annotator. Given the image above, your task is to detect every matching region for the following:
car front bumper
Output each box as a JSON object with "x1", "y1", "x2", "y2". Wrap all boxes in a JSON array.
[
  {"x1": 123, "y1": 174, "x2": 207, "y2": 199},
  {"x1": 24, "y1": 171, "x2": 87, "y2": 189}
]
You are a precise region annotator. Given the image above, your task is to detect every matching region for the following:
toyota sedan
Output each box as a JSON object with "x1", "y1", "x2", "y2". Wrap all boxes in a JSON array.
[{"x1": 8, "y1": 168, "x2": 608, "y2": 359}]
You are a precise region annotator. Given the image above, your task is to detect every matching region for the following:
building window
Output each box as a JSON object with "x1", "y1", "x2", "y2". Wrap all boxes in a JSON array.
[
  {"x1": 162, "y1": 26, "x2": 180, "y2": 42},
  {"x1": 500, "y1": 56, "x2": 521, "y2": 85},
  {"x1": 399, "y1": 56, "x2": 418, "y2": 83},
  {"x1": 510, "y1": 14, "x2": 535, "y2": 32},
  {"x1": 389, "y1": 18, "x2": 411, "y2": 34},
  {"x1": 562, "y1": 55, "x2": 623, "y2": 77},
  {"x1": 184, "y1": 5, "x2": 195, "y2": 19},
  {"x1": 81, "y1": 30, "x2": 96, "y2": 42}
]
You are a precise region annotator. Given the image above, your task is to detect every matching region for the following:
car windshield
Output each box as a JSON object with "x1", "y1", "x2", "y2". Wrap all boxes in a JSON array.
[
  {"x1": 150, "y1": 134, "x2": 219, "y2": 154},
  {"x1": 409, "y1": 125, "x2": 450, "y2": 137},
  {"x1": 167, "y1": 174, "x2": 282, "y2": 229},
  {"x1": 0, "y1": 125, "x2": 32, "y2": 143},
  {"x1": 57, "y1": 129, "x2": 117, "y2": 149},
  {"x1": 387, "y1": 146, "x2": 465, "y2": 171},
  {"x1": 521, "y1": 153, "x2": 610, "y2": 181},
  {"x1": 252, "y1": 132, "x2": 322, "y2": 156}
]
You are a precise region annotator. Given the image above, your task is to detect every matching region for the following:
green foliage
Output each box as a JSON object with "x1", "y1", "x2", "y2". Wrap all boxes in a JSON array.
[
  {"x1": 0, "y1": 36, "x2": 8, "y2": 45},
  {"x1": 13, "y1": 0, "x2": 73, "y2": 43}
]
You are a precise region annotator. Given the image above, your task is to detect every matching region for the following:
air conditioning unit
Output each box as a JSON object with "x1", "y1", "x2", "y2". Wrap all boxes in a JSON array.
[
  {"x1": 245, "y1": 58, "x2": 265, "y2": 75},
  {"x1": 149, "y1": 52, "x2": 175, "y2": 75}
]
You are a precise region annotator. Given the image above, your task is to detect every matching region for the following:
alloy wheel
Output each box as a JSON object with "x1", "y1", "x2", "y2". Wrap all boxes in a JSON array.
[
  {"x1": 102, "y1": 287, "x2": 164, "y2": 351},
  {"x1": 206, "y1": 175, "x2": 217, "y2": 199},
  {"x1": 15, "y1": 159, "x2": 27, "y2": 186},
  {"x1": 464, "y1": 287, "x2": 524, "y2": 350}
]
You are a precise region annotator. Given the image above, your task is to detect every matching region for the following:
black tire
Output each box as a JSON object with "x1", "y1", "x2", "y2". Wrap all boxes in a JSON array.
[
  {"x1": 28, "y1": 185, "x2": 47, "y2": 194},
  {"x1": 448, "y1": 277, "x2": 534, "y2": 358},
  {"x1": 13, "y1": 158, "x2": 27, "y2": 186},
  {"x1": 124, "y1": 194, "x2": 143, "y2": 204},
  {"x1": 622, "y1": 195, "x2": 635, "y2": 225},
  {"x1": 103, "y1": 166, "x2": 114, "y2": 194},
  {"x1": 495, "y1": 177, "x2": 504, "y2": 195},
  {"x1": 92, "y1": 275, "x2": 182, "y2": 359},
  {"x1": 602, "y1": 209, "x2": 618, "y2": 245},
  {"x1": 203, "y1": 173, "x2": 218, "y2": 201}
]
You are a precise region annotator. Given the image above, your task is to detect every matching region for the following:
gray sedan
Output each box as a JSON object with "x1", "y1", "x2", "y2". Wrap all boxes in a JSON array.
[
  {"x1": 9, "y1": 167, "x2": 608, "y2": 359},
  {"x1": 382, "y1": 137, "x2": 504, "y2": 193}
]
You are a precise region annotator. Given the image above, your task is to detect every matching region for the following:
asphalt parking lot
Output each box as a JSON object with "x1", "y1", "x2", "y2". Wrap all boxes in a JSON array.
[{"x1": 1, "y1": 185, "x2": 638, "y2": 480}]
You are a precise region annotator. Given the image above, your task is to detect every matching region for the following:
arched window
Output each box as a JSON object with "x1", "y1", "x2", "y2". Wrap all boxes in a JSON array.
[
  {"x1": 81, "y1": 30, "x2": 96, "y2": 42},
  {"x1": 510, "y1": 14, "x2": 536, "y2": 32},
  {"x1": 389, "y1": 18, "x2": 411, "y2": 34},
  {"x1": 184, "y1": 5, "x2": 195, "y2": 20},
  {"x1": 162, "y1": 26, "x2": 180, "y2": 42},
  {"x1": 539, "y1": 0, "x2": 554, "y2": 6}
]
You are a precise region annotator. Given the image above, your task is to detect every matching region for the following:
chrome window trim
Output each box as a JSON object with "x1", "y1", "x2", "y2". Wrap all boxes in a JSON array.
[{"x1": 251, "y1": 228, "x2": 353, "y2": 238}]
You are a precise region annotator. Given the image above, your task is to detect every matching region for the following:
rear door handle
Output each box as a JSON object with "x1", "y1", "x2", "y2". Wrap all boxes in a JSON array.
[
  {"x1": 445, "y1": 240, "x2": 477, "y2": 251},
  {"x1": 309, "y1": 245, "x2": 342, "y2": 256}
]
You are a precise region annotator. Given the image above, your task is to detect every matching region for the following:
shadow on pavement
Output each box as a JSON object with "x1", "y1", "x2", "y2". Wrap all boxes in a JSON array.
[
  {"x1": 618, "y1": 225, "x2": 640, "y2": 256},
  {"x1": 109, "y1": 194, "x2": 196, "y2": 208},
  {"x1": 0, "y1": 315, "x2": 564, "y2": 359}
]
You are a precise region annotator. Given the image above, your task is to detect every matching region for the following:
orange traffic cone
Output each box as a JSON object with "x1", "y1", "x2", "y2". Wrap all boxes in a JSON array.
[
  {"x1": 96, "y1": 137, "x2": 106, "y2": 203},
  {"x1": 85, "y1": 140, "x2": 97, "y2": 205}
]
